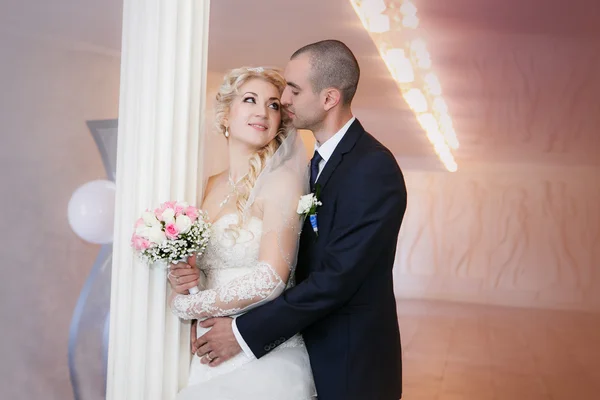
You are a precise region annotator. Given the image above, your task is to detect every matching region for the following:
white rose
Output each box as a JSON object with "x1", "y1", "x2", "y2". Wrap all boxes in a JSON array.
[
  {"x1": 161, "y1": 208, "x2": 175, "y2": 223},
  {"x1": 148, "y1": 225, "x2": 166, "y2": 244},
  {"x1": 135, "y1": 224, "x2": 151, "y2": 238},
  {"x1": 175, "y1": 215, "x2": 192, "y2": 234},
  {"x1": 142, "y1": 211, "x2": 159, "y2": 227},
  {"x1": 297, "y1": 194, "x2": 315, "y2": 214}
]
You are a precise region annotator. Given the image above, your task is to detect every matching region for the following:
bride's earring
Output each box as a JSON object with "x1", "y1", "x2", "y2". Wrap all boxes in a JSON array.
[{"x1": 224, "y1": 128, "x2": 230, "y2": 138}]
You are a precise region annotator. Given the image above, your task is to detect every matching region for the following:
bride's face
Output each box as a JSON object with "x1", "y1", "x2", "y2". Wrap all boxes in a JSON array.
[{"x1": 226, "y1": 78, "x2": 282, "y2": 151}]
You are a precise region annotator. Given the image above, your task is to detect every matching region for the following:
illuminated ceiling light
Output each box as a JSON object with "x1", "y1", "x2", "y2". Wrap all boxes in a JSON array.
[
  {"x1": 432, "y1": 138, "x2": 447, "y2": 155},
  {"x1": 441, "y1": 126, "x2": 460, "y2": 150},
  {"x1": 423, "y1": 127, "x2": 458, "y2": 172},
  {"x1": 350, "y1": 0, "x2": 460, "y2": 171},
  {"x1": 400, "y1": 1, "x2": 417, "y2": 16},
  {"x1": 410, "y1": 39, "x2": 432, "y2": 69},
  {"x1": 432, "y1": 97, "x2": 448, "y2": 115},
  {"x1": 417, "y1": 53, "x2": 432, "y2": 69},
  {"x1": 418, "y1": 113, "x2": 459, "y2": 168},
  {"x1": 402, "y1": 15, "x2": 419, "y2": 29},
  {"x1": 439, "y1": 150, "x2": 458, "y2": 172},
  {"x1": 366, "y1": 14, "x2": 390, "y2": 33},
  {"x1": 410, "y1": 38, "x2": 427, "y2": 53},
  {"x1": 424, "y1": 73, "x2": 442, "y2": 96},
  {"x1": 361, "y1": 0, "x2": 387, "y2": 16},
  {"x1": 403, "y1": 88, "x2": 428, "y2": 113},
  {"x1": 416, "y1": 113, "x2": 439, "y2": 134},
  {"x1": 439, "y1": 114, "x2": 460, "y2": 149},
  {"x1": 382, "y1": 48, "x2": 414, "y2": 83}
]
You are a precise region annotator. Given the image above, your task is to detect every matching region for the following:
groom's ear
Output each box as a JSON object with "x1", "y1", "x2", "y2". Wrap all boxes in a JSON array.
[{"x1": 322, "y1": 88, "x2": 341, "y2": 111}]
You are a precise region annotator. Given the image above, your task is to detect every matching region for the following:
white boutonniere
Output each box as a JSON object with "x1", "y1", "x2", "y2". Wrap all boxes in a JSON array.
[{"x1": 297, "y1": 184, "x2": 322, "y2": 236}]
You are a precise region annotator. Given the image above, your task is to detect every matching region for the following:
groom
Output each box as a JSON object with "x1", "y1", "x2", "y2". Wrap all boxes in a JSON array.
[{"x1": 177, "y1": 40, "x2": 407, "y2": 400}]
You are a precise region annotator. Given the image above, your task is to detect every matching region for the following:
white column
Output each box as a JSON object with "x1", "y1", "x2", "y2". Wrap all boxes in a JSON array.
[{"x1": 107, "y1": 1, "x2": 210, "y2": 399}]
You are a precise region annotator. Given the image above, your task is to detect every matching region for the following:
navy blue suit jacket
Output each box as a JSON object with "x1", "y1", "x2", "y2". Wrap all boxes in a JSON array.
[{"x1": 236, "y1": 119, "x2": 406, "y2": 400}]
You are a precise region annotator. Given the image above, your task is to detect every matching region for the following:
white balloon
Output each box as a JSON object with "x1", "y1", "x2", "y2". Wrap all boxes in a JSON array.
[{"x1": 68, "y1": 180, "x2": 116, "y2": 244}]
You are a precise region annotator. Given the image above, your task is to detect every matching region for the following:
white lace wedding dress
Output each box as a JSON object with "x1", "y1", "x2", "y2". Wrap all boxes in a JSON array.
[{"x1": 171, "y1": 213, "x2": 317, "y2": 400}]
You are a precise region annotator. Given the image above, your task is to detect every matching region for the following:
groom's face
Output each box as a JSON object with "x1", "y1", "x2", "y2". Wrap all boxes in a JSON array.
[{"x1": 281, "y1": 54, "x2": 325, "y2": 131}]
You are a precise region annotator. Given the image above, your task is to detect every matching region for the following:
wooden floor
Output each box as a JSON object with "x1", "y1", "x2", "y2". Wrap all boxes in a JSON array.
[{"x1": 397, "y1": 300, "x2": 600, "y2": 400}]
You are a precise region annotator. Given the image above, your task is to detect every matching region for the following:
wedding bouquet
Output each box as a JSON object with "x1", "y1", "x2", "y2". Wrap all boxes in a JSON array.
[{"x1": 130, "y1": 201, "x2": 211, "y2": 294}]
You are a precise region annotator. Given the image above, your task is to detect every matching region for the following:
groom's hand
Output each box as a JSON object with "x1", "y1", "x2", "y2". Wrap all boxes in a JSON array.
[{"x1": 196, "y1": 317, "x2": 241, "y2": 367}]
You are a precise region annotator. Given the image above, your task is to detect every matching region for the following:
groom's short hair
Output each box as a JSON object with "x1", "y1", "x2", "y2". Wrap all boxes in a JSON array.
[{"x1": 291, "y1": 40, "x2": 360, "y2": 105}]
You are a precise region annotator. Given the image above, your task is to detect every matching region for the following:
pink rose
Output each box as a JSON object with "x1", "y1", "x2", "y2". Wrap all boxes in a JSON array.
[
  {"x1": 154, "y1": 206, "x2": 165, "y2": 219},
  {"x1": 131, "y1": 234, "x2": 151, "y2": 251},
  {"x1": 134, "y1": 217, "x2": 144, "y2": 228},
  {"x1": 174, "y1": 204, "x2": 185, "y2": 216},
  {"x1": 185, "y1": 206, "x2": 199, "y2": 221},
  {"x1": 164, "y1": 222, "x2": 180, "y2": 240}
]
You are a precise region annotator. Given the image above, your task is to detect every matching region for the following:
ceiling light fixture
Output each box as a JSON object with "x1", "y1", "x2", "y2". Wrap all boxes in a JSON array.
[{"x1": 350, "y1": 0, "x2": 459, "y2": 171}]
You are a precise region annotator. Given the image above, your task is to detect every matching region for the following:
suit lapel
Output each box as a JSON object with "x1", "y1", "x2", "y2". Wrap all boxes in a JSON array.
[
  {"x1": 298, "y1": 119, "x2": 365, "y2": 252},
  {"x1": 315, "y1": 119, "x2": 364, "y2": 190}
]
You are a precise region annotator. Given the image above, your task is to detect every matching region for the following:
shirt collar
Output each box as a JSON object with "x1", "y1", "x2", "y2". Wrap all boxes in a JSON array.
[{"x1": 314, "y1": 116, "x2": 356, "y2": 163}]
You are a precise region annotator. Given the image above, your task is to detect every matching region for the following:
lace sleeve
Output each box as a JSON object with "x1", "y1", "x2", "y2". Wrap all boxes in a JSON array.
[
  {"x1": 169, "y1": 185, "x2": 303, "y2": 319},
  {"x1": 170, "y1": 129, "x2": 308, "y2": 320},
  {"x1": 170, "y1": 261, "x2": 286, "y2": 320},
  {"x1": 170, "y1": 165, "x2": 306, "y2": 320}
]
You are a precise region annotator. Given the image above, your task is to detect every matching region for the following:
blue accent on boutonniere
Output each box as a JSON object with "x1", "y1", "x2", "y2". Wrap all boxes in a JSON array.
[{"x1": 309, "y1": 214, "x2": 319, "y2": 236}]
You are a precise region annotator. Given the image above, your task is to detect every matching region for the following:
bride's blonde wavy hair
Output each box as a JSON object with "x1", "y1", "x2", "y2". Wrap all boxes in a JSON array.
[{"x1": 214, "y1": 66, "x2": 293, "y2": 226}]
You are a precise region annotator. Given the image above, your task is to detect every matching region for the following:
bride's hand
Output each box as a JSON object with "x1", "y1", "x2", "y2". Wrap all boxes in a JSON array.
[
  {"x1": 190, "y1": 320, "x2": 199, "y2": 354},
  {"x1": 167, "y1": 255, "x2": 200, "y2": 294}
]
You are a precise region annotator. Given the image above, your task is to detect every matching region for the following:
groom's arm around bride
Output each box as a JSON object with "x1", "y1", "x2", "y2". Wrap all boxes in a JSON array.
[
  {"x1": 198, "y1": 40, "x2": 407, "y2": 400},
  {"x1": 200, "y1": 127, "x2": 407, "y2": 400},
  {"x1": 237, "y1": 134, "x2": 406, "y2": 400}
]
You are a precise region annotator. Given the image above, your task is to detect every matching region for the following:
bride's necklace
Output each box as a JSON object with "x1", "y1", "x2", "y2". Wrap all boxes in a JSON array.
[{"x1": 219, "y1": 173, "x2": 247, "y2": 208}]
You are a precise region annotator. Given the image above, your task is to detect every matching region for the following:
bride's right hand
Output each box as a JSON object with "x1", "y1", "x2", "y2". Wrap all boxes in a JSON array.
[{"x1": 167, "y1": 255, "x2": 201, "y2": 294}]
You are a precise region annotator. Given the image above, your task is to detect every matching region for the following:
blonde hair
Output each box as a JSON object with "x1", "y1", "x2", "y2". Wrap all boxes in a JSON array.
[{"x1": 214, "y1": 67, "x2": 292, "y2": 225}]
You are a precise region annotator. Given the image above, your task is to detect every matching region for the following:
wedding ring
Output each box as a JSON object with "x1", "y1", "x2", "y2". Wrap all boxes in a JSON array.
[
  {"x1": 176, "y1": 277, "x2": 180, "y2": 284},
  {"x1": 206, "y1": 354, "x2": 213, "y2": 361}
]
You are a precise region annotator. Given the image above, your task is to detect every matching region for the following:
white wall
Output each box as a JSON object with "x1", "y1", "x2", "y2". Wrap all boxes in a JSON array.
[
  {"x1": 0, "y1": 32, "x2": 120, "y2": 399},
  {"x1": 394, "y1": 165, "x2": 600, "y2": 311}
]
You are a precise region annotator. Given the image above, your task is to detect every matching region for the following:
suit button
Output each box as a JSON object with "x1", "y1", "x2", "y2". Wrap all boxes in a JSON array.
[{"x1": 264, "y1": 345, "x2": 270, "y2": 351}]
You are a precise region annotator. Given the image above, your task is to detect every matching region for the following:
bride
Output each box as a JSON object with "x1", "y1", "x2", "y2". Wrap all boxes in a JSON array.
[{"x1": 167, "y1": 66, "x2": 317, "y2": 399}]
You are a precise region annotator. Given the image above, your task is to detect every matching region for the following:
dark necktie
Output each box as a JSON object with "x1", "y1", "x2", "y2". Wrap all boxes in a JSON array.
[{"x1": 310, "y1": 150, "x2": 323, "y2": 191}]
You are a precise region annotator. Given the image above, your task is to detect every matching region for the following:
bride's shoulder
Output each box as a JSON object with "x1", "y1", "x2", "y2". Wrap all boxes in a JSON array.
[
  {"x1": 201, "y1": 172, "x2": 227, "y2": 204},
  {"x1": 206, "y1": 171, "x2": 227, "y2": 191}
]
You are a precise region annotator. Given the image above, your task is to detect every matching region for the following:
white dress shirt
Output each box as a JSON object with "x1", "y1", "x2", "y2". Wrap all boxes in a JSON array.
[
  {"x1": 313, "y1": 116, "x2": 356, "y2": 180},
  {"x1": 232, "y1": 116, "x2": 356, "y2": 358}
]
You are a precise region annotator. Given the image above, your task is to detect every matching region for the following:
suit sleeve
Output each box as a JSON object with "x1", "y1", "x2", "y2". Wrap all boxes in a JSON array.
[{"x1": 235, "y1": 151, "x2": 407, "y2": 358}]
